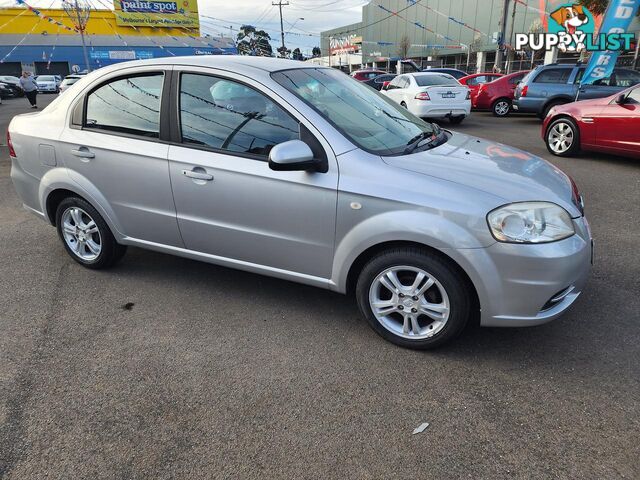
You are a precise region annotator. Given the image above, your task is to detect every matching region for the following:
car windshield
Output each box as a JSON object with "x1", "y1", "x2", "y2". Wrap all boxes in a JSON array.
[
  {"x1": 272, "y1": 68, "x2": 435, "y2": 156},
  {"x1": 414, "y1": 74, "x2": 459, "y2": 87},
  {"x1": 38, "y1": 76, "x2": 55, "y2": 82}
]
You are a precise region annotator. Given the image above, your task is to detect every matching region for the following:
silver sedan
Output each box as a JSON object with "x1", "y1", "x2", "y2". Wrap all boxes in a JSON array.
[{"x1": 8, "y1": 56, "x2": 592, "y2": 349}]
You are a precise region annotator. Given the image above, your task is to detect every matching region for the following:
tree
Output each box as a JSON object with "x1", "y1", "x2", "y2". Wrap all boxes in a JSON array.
[
  {"x1": 277, "y1": 46, "x2": 291, "y2": 58},
  {"x1": 292, "y1": 48, "x2": 304, "y2": 61},
  {"x1": 578, "y1": 0, "x2": 639, "y2": 15},
  {"x1": 312, "y1": 46, "x2": 321, "y2": 58},
  {"x1": 397, "y1": 34, "x2": 411, "y2": 59},
  {"x1": 236, "y1": 25, "x2": 273, "y2": 57}
]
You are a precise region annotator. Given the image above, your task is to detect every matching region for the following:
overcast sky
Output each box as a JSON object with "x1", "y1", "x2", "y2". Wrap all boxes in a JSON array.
[
  {"x1": 13, "y1": 0, "x2": 366, "y2": 55},
  {"x1": 198, "y1": 0, "x2": 365, "y2": 54}
]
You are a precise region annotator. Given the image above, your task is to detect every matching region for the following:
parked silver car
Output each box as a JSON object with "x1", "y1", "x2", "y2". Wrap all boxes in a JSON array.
[{"x1": 8, "y1": 56, "x2": 592, "y2": 349}]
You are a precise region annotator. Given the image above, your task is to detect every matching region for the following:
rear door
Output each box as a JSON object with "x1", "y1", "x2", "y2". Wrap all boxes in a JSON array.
[
  {"x1": 166, "y1": 69, "x2": 338, "y2": 278},
  {"x1": 595, "y1": 86, "x2": 640, "y2": 155},
  {"x1": 58, "y1": 67, "x2": 182, "y2": 247}
]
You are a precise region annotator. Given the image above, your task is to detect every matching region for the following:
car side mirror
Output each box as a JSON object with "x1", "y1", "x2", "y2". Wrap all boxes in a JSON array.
[
  {"x1": 615, "y1": 93, "x2": 627, "y2": 105},
  {"x1": 269, "y1": 140, "x2": 318, "y2": 172}
]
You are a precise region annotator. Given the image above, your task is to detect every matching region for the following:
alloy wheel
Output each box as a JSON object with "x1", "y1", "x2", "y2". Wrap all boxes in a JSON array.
[
  {"x1": 548, "y1": 121, "x2": 574, "y2": 154},
  {"x1": 368, "y1": 266, "x2": 450, "y2": 340},
  {"x1": 494, "y1": 100, "x2": 510, "y2": 116},
  {"x1": 61, "y1": 206, "x2": 102, "y2": 261}
]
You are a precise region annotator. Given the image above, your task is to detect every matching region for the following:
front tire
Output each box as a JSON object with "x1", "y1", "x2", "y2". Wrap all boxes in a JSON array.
[
  {"x1": 492, "y1": 98, "x2": 511, "y2": 117},
  {"x1": 356, "y1": 247, "x2": 471, "y2": 350},
  {"x1": 55, "y1": 197, "x2": 127, "y2": 269},
  {"x1": 545, "y1": 117, "x2": 580, "y2": 157}
]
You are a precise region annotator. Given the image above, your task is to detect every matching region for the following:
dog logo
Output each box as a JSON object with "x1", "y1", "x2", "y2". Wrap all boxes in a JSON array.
[{"x1": 549, "y1": 4, "x2": 591, "y2": 52}]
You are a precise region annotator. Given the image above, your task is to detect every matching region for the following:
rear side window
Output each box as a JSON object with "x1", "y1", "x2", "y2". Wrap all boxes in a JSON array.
[
  {"x1": 533, "y1": 68, "x2": 572, "y2": 84},
  {"x1": 178, "y1": 73, "x2": 299, "y2": 157},
  {"x1": 615, "y1": 69, "x2": 640, "y2": 88},
  {"x1": 415, "y1": 74, "x2": 458, "y2": 87},
  {"x1": 85, "y1": 73, "x2": 163, "y2": 138}
]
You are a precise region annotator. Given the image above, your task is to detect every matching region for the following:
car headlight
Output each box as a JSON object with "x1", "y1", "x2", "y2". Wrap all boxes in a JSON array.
[{"x1": 487, "y1": 202, "x2": 575, "y2": 243}]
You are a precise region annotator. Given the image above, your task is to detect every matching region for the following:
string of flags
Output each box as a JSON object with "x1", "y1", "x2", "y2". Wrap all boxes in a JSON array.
[
  {"x1": 15, "y1": 0, "x2": 78, "y2": 33},
  {"x1": 377, "y1": 3, "x2": 468, "y2": 49}
]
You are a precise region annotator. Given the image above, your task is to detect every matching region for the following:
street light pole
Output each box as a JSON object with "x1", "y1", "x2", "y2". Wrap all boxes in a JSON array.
[
  {"x1": 63, "y1": 0, "x2": 91, "y2": 73},
  {"x1": 272, "y1": 0, "x2": 289, "y2": 57},
  {"x1": 494, "y1": 0, "x2": 511, "y2": 72}
]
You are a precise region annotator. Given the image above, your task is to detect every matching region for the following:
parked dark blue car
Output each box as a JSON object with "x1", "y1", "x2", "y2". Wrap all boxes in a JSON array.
[{"x1": 513, "y1": 63, "x2": 640, "y2": 118}]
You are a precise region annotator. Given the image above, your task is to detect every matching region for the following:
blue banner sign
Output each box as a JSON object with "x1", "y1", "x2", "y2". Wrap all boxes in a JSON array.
[{"x1": 581, "y1": 0, "x2": 640, "y2": 85}]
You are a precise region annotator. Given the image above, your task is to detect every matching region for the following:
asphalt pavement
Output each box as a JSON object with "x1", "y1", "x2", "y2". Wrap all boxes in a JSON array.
[{"x1": 0, "y1": 95, "x2": 638, "y2": 479}]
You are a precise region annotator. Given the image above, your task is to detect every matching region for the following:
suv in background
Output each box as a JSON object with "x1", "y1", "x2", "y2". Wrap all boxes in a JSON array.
[{"x1": 513, "y1": 63, "x2": 640, "y2": 118}]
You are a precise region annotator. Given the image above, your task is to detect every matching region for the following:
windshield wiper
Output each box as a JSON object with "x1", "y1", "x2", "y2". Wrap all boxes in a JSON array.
[{"x1": 404, "y1": 124, "x2": 443, "y2": 154}]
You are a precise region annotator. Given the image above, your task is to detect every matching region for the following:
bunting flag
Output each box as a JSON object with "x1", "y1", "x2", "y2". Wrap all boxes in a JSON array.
[
  {"x1": 409, "y1": 1, "x2": 488, "y2": 37},
  {"x1": 378, "y1": 4, "x2": 468, "y2": 49},
  {"x1": 15, "y1": 0, "x2": 78, "y2": 32}
]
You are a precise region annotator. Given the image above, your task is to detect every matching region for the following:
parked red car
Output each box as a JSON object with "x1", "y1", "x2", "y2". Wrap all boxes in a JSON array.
[
  {"x1": 459, "y1": 73, "x2": 503, "y2": 107},
  {"x1": 474, "y1": 71, "x2": 530, "y2": 117},
  {"x1": 350, "y1": 69, "x2": 387, "y2": 81},
  {"x1": 542, "y1": 85, "x2": 639, "y2": 158}
]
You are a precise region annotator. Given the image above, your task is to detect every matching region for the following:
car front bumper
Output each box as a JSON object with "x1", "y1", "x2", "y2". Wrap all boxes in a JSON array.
[{"x1": 449, "y1": 215, "x2": 592, "y2": 327}]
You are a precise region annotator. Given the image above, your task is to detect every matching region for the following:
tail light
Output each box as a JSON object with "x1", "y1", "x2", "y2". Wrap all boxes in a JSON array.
[
  {"x1": 7, "y1": 131, "x2": 16, "y2": 158},
  {"x1": 521, "y1": 85, "x2": 528, "y2": 97},
  {"x1": 465, "y1": 90, "x2": 471, "y2": 100},
  {"x1": 415, "y1": 92, "x2": 431, "y2": 101}
]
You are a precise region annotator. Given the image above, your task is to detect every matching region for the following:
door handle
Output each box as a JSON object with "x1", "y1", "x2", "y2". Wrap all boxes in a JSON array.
[
  {"x1": 182, "y1": 169, "x2": 213, "y2": 181},
  {"x1": 71, "y1": 147, "x2": 95, "y2": 159}
]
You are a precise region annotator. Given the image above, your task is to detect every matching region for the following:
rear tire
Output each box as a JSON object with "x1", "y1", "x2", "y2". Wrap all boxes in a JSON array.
[
  {"x1": 55, "y1": 197, "x2": 127, "y2": 269},
  {"x1": 355, "y1": 247, "x2": 471, "y2": 350},
  {"x1": 492, "y1": 98, "x2": 511, "y2": 117}
]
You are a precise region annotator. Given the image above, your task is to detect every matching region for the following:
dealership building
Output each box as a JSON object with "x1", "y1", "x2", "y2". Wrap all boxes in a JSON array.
[
  {"x1": 0, "y1": 1, "x2": 236, "y2": 77},
  {"x1": 320, "y1": 0, "x2": 640, "y2": 73}
]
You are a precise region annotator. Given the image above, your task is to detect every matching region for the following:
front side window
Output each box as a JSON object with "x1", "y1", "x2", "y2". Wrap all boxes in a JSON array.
[
  {"x1": 414, "y1": 74, "x2": 459, "y2": 87},
  {"x1": 626, "y1": 87, "x2": 640, "y2": 104},
  {"x1": 179, "y1": 73, "x2": 299, "y2": 157},
  {"x1": 534, "y1": 68, "x2": 571, "y2": 84},
  {"x1": 85, "y1": 73, "x2": 163, "y2": 137},
  {"x1": 272, "y1": 68, "x2": 437, "y2": 156}
]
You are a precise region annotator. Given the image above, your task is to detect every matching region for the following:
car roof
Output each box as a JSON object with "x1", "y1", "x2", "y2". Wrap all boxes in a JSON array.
[
  {"x1": 85, "y1": 56, "x2": 323, "y2": 77},
  {"x1": 411, "y1": 72, "x2": 455, "y2": 79}
]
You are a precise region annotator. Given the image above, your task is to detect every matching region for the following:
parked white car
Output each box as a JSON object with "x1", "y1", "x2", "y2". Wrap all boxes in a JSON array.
[
  {"x1": 34, "y1": 75, "x2": 59, "y2": 93},
  {"x1": 382, "y1": 72, "x2": 471, "y2": 124}
]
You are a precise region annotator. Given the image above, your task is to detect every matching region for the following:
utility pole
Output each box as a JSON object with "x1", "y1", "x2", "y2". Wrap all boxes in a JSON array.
[
  {"x1": 62, "y1": 0, "x2": 91, "y2": 73},
  {"x1": 272, "y1": 0, "x2": 289, "y2": 57},
  {"x1": 494, "y1": 0, "x2": 510, "y2": 72}
]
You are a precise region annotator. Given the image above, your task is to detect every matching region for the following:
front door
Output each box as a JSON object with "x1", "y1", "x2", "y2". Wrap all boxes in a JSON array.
[
  {"x1": 58, "y1": 70, "x2": 182, "y2": 247},
  {"x1": 595, "y1": 86, "x2": 640, "y2": 155},
  {"x1": 167, "y1": 71, "x2": 338, "y2": 279}
]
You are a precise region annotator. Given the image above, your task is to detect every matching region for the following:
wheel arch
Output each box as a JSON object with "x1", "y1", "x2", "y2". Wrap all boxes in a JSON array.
[
  {"x1": 541, "y1": 96, "x2": 573, "y2": 115},
  {"x1": 344, "y1": 240, "x2": 481, "y2": 314},
  {"x1": 40, "y1": 170, "x2": 124, "y2": 239}
]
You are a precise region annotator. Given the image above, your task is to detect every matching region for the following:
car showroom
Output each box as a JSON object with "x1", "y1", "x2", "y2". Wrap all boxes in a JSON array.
[{"x1": 0, "y1": 0, "x2": 638, "y2": 478}]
